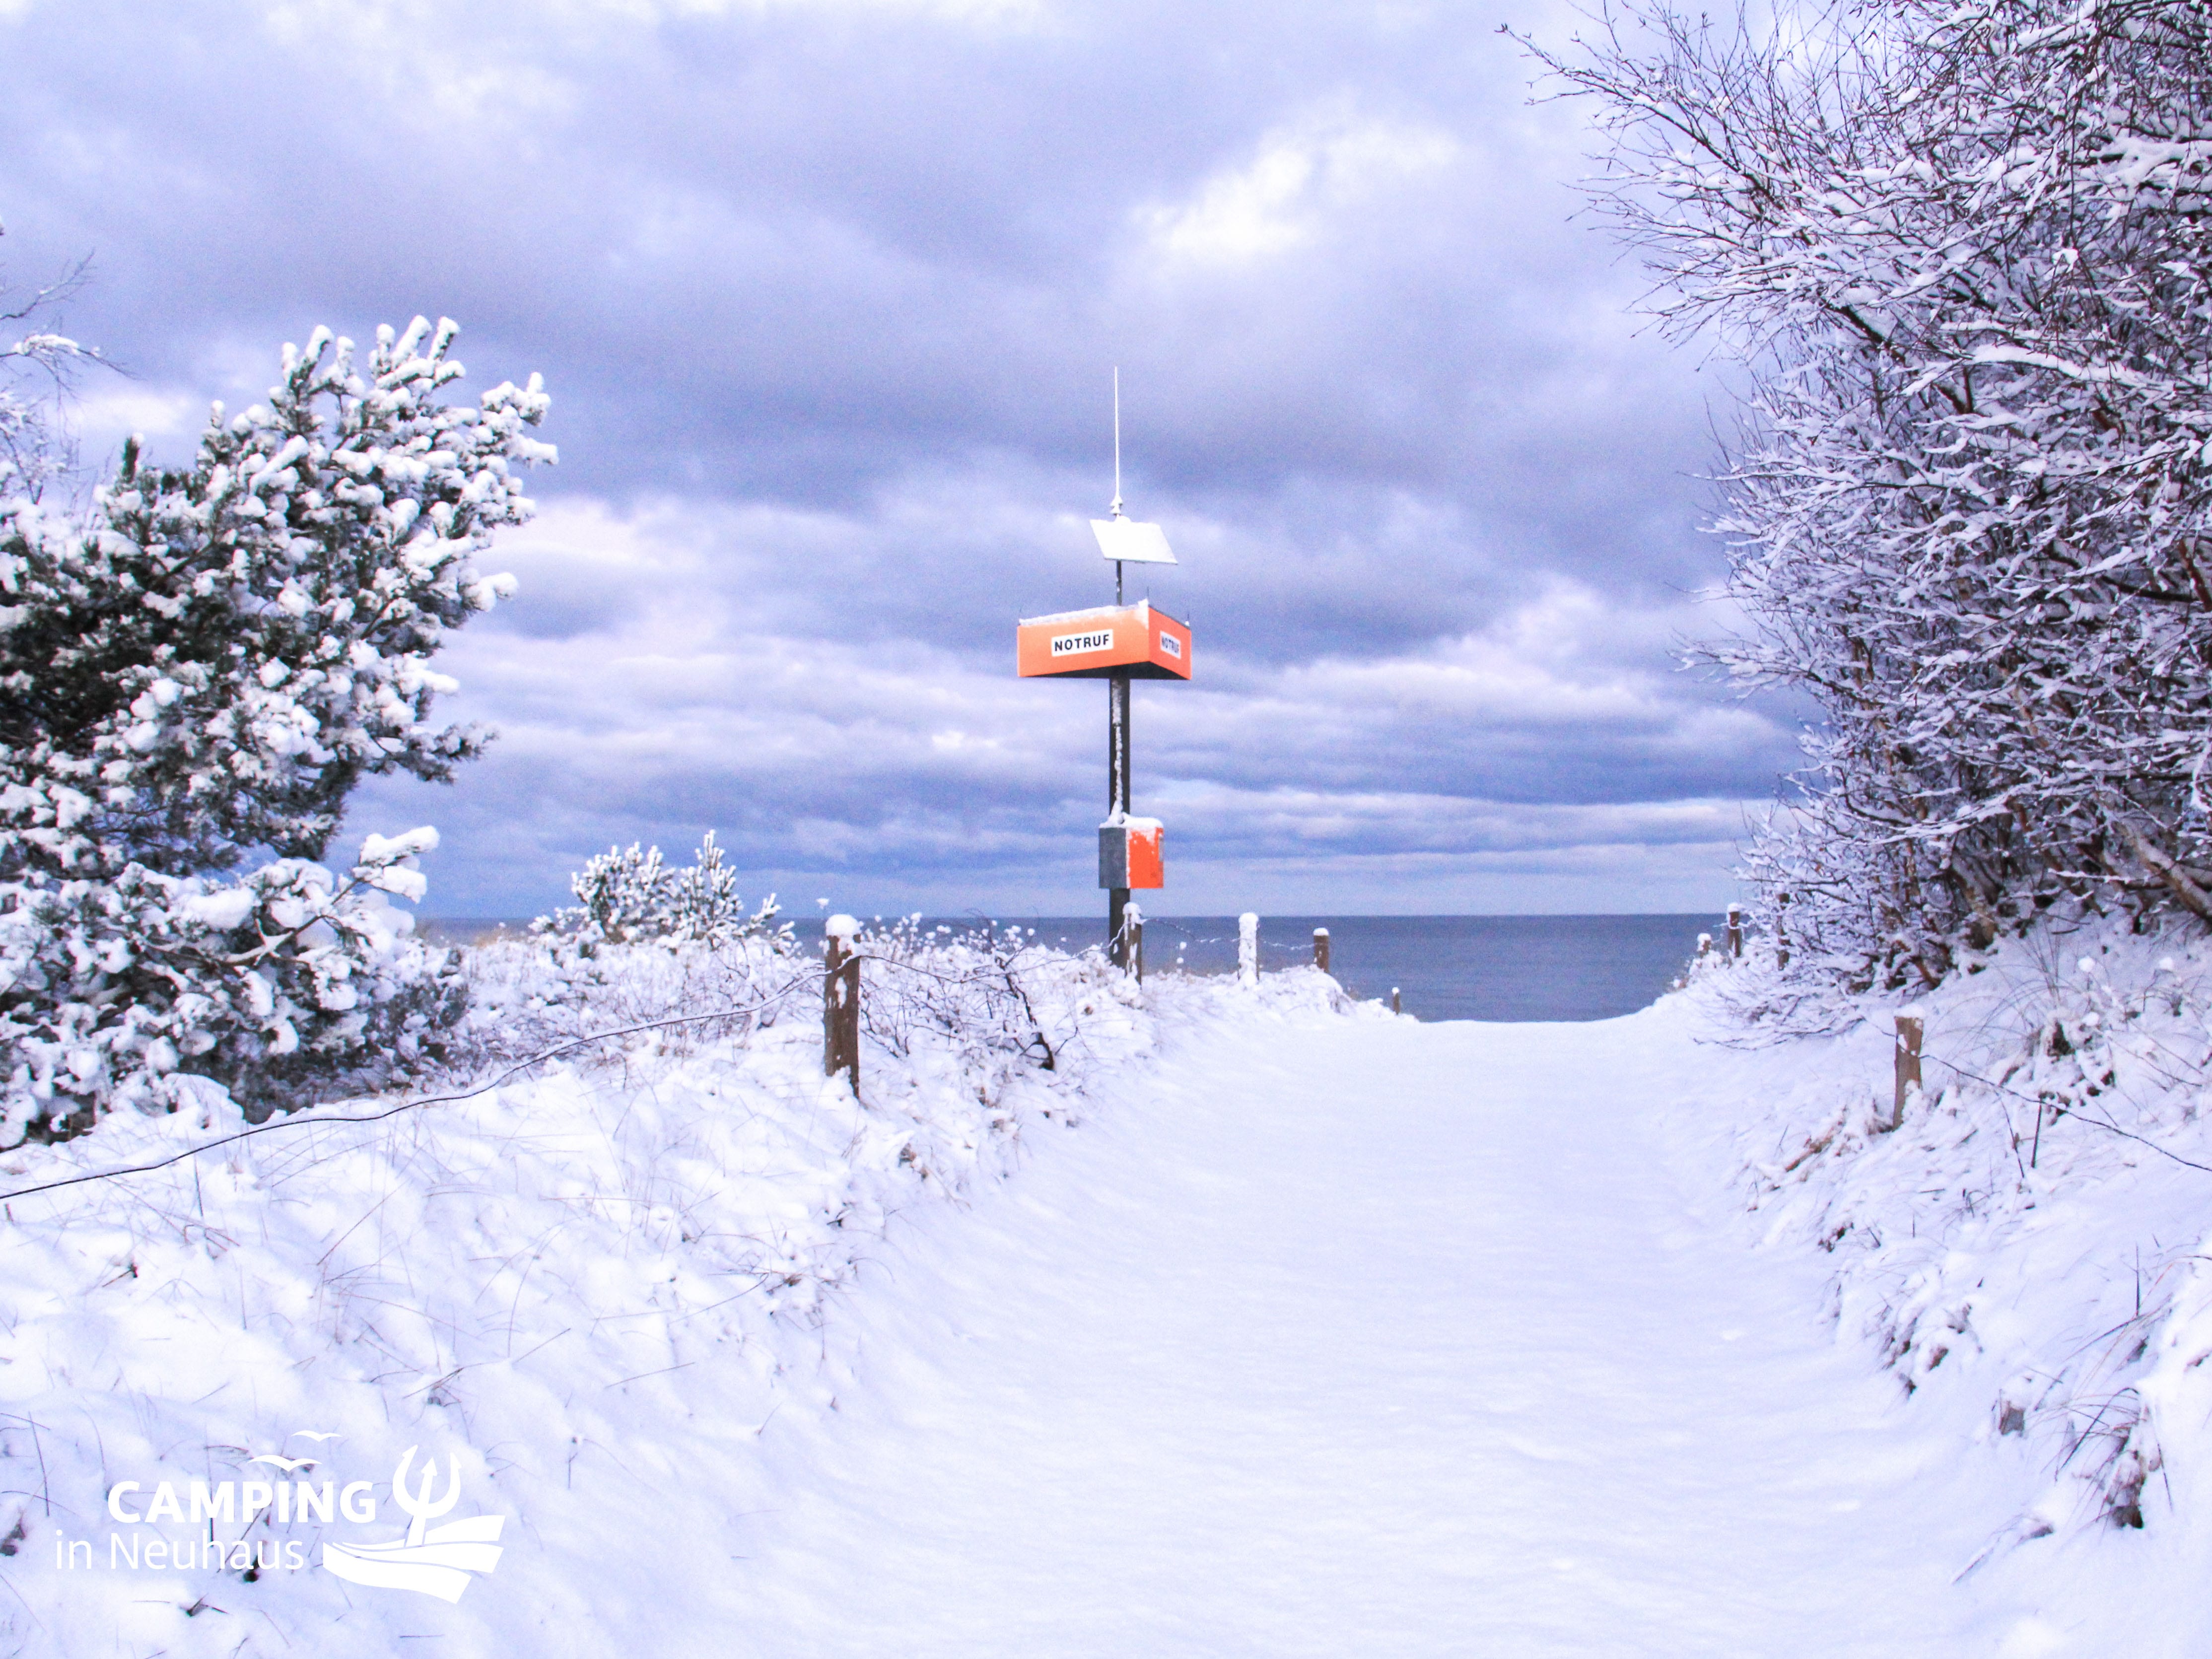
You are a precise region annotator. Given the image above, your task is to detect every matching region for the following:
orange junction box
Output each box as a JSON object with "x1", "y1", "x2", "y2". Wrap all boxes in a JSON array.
[
  {"x1": 1017, "y1": 601, "x2": 1191, "y2": 681},
  {"x1": 1099, "y1": 816, "x2": 1164, "y2": 890}
]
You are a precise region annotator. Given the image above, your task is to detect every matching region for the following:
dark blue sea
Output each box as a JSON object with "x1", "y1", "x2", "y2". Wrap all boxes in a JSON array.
[
  {"x1": 1124, "y1": 914, "x2": 1709, "y2": 1022},
  {"x1": 431, "y1": 913, "x2": 1716, "y2": 1023}
]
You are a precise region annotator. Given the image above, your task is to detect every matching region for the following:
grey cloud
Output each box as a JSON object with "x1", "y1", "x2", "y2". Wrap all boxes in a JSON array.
[
  {"x1": 3, "y1": 0, "x2": 1788, "y2": 916},
  {"x1": 343, "y1": 541, "x2": 1791, "y2": 915}
]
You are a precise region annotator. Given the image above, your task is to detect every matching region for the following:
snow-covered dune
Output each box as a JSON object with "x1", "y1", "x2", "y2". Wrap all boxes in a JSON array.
[
  {"x1": 3, "y1": 926, "x2": 2209, "y2": 1654},
  {"x1": 0, "y1": 945, "x2": 1354, "y2": 1655}
]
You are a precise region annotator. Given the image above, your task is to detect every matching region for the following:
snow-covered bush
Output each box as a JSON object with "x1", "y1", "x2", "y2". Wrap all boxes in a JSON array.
[
  {"x1": 1535, "y1": 0, "x2": 2212, "y2": 989},
  {"x1": 0, "y1": 308, "x2": 552, "y2": 1139},
  {"x1": 852, "y1": 916, "x2": 1090, "y2": 1074},
  {"x1": 463, "y1": 927, "x2": 804, "y2": 1074},
  {"x1": 0, "y1": 827, "x2": 465, "y2": 1136},
  {"x1": 478, "y1": 900, "x2": 1150, "y2": 1113},
  {"x1": 1704, "y1": 915, "x2": 2212, "y2": 1537},
  {"x1": 533, "y1": 832, "x2": 785, "y2": 951}
]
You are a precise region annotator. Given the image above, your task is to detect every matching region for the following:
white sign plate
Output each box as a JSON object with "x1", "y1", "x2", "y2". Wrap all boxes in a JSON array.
[{"x1": 1090, "y1": 518, "x2": 1176, "y2": 565}]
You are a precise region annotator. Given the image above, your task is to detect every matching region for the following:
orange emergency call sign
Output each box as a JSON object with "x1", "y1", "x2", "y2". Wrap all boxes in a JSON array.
[
  {"x1": 1099, "y1": 816, "x2": 1164, "y2": 890},
  {"x1": 1016, "y1": 601, "x2": 1191, "y2": 681}
]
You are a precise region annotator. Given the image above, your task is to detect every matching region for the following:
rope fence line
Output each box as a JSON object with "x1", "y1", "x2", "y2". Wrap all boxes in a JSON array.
[
  {"x1": 0, "y1": 935, "x2": 1114, "y2": 1208},
  {"x1": 0, "y1": 979, "x2": 824, "y2": 1208},
  {"x1": 7, "y1": 912, "x2": 1729, "y2": 1206}
]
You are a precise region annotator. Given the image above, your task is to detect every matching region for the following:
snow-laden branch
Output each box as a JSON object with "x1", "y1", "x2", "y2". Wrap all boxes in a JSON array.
[{"x1": 1527, "y1": 0, "x2": 2212, "y2": 988}]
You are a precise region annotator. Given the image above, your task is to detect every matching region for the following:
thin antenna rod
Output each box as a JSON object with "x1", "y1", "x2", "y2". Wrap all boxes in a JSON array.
[
  {"x1": 1111, "y1": 368, "x2": 1122, "y2": 518},
  {"x1": 1111, "y1": 368, "x2": 1124, "y2": 602}
]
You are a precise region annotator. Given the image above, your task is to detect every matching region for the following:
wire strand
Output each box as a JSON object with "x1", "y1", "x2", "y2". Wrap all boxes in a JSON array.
[{"x1": 1, "y1": 976, "x2": 822, "y2": 1207}]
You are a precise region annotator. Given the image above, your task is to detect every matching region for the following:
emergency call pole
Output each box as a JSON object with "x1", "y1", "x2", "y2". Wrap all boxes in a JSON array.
[
  {"x1": 1015, "y1": 373, "x2": 1189, "y2": 972},
  {"x1": 1106, "y1": 667, "x2": 1133, "y2": 964}
]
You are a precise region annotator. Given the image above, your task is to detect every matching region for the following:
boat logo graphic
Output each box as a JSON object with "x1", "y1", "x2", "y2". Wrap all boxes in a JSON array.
[{"x1": 320, "y1": 1446, "x2": 505, "y2": 1603}]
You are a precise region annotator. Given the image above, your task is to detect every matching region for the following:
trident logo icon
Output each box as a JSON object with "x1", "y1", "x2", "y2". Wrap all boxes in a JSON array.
[
  {"x1": 393, "y1": 1447, "x2": 461, "y2": 1546},
  {"x1": 321, "y1": 1445, "x2": 505, "y2": 1603}
]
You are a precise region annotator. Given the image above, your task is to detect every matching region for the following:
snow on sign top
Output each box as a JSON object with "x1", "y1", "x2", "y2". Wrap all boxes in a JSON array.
[{"x1": 1091, "y1": 518, "x2": 1175, "y2": 565}]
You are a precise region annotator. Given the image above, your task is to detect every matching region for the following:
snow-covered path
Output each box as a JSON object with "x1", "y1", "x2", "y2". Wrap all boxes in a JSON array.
[{"x1": 734, "y1": 1005, "x2": 1997, "y2": 1656}]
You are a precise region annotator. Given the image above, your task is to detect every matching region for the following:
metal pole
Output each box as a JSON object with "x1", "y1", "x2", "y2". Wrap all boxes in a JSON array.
[
  {"x1": 1108, "y1": 670, "x2": 1132, "y2": 967},
  {"x1": 1111, "y1": 367, "x2": 1122, "y2": 518}
]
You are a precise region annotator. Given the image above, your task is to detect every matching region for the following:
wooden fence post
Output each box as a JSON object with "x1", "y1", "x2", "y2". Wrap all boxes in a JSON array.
[
  {"x1": 1238, "y1": 912, "x2": 1259, "y2": 987},
  {"x1": 1127, "y1": 901, "x2": 1144, "y2": 984},
  {"x1": 824, "y1": 913, "x2": 861, "y2": 1093},
  {"x1": 1727, "y1": 903, "x2": 1744, "y2": 960},
  {"x1": 1313, "y1": 927, "x2": 1331, "y2": 974},
  {"x1": 1391, "y1": 987, "x2": 1401, "y2": 1015},
  {"x1": 1696, "y1": 931, "x2": 1712, "y2": 961},
  {"x1": 1775, "y1": 891, "x2": 1791, "y2": 969},
  {"x1": 1892, "y1": 1012, "x2": 1924, "y2": 1128}
]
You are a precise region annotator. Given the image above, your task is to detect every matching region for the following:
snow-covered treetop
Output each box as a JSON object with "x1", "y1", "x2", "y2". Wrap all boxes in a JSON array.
[
  {"x1": 1529, "y1": 0, "x2": 2212, "y2": 987},
  {"x1": 0, "y1": 316, "x2": 555, "y2": 879}
]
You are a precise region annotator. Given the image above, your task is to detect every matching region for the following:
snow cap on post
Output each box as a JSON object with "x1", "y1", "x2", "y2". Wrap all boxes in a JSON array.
[{"x1": 825, "y1": 913, "x2": 860, "y2": 942}]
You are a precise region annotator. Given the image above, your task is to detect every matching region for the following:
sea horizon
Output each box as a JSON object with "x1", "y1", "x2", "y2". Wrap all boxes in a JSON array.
[{"x1": 422, "y1": 910, "x2": 1724, "y2": 1024}]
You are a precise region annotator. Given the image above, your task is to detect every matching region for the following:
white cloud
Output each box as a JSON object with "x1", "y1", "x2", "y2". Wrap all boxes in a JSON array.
[
  {"x1": 344, "y1": 490, "x2": 1789, "y2": 916},
  {"x1": 6, "y1": 0, "x2": 1775, "y2": 917},
  {"x1": 701, "y1": 0, "x2": 1047, "y2": 24},
  {"x1": 67, "y1": 384, "x2": 205, "y2": 464},
  {"x1": 1138, "y1": 105, "x2": 1459, "y2": 265}
]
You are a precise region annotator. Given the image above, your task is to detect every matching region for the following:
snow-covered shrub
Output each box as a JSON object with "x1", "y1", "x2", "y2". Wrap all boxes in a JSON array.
[
  {"x1": 1536, "y1": 0, "x2": 2212, "y2": 989},
  {"x1": 533, "y1": 832, "x2": 785, "y2": 951},
  {"x1": 1703, "y1": 914, "x2": 2212, "y2": 1536},
  {"x1": 545, "y1": 841, "x2": 672, "y2": 946},
  {"x1": 852, "y1": 915, "x2": 1094, "y2": 1075},
  {"x1": 470, "y1": 908, "x2": 1137, "y2": 1113},
  {"x1": 0, "y1": 310, "x2": 551, "y2": 1138},
  {"x1": 461, "y1": 927, "x2": 806, "y2": 1073},
  {"x1": 0, "y1": 828, "x2": 462, "y2": 1137}
]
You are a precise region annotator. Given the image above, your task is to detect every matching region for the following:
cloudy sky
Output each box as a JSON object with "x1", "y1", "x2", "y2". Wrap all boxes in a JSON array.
[{"x1": 0, "y1": 0, "x2": 1797, "y2": 920}]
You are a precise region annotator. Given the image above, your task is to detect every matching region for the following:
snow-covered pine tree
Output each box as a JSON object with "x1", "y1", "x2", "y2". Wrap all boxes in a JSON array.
[
  {"x1": 0, "y1": 311, "x2": 553, "y2": 1138},
  {"x1": 535, "y1": 832, "x2": 783, "y2": 952},
  {"x1": 1531, "y1": 0, "x2": 2212, "y2": 988}
]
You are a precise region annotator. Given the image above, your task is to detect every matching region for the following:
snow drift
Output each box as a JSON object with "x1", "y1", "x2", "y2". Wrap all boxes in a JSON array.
[
  {"x1": 0, "y1": 931, "x2": 1360, "y2": 1656},
  {"x1": 1690, "y1": 915, "x2": 2212, "y2": 1581}
]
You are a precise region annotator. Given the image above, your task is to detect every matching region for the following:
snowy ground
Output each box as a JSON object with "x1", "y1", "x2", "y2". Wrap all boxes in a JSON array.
[
  {"x1": 723, "y1": 998, "x2": 2204, "y2": 1657},
  {"x1": 1, "y1": 946, "x2": 2208, "y2": 1654},
  {"x1": 730, "y1": 1004, "x2": 1998, "y2": 1656}
]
